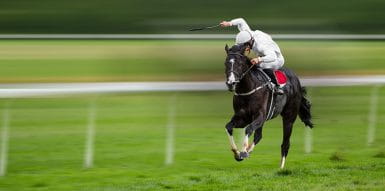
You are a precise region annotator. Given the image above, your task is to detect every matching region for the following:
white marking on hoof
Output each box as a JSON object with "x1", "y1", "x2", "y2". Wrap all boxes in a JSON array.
[
  {"x1": 247, "y1": 143, "x2": 255, "y2": 153},
  {"x1": 280, "y1": 157, "x2": 286, "y2": 169},
  {"x1": 242, "y1": 135, "x2": 249, "y2": 152},
  {"x1": 226, "y1": 129, "x2": 238, "y2": 153}
]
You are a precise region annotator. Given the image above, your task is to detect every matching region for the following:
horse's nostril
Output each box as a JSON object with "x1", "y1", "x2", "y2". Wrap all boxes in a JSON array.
[{"x1": 226, "y1": 82, "x2": 234, "y2": 86}]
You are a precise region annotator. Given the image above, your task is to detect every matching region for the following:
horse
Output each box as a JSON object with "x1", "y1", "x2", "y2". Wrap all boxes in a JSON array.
[{"x1": 223, "y1": 43, "x2": 313, "y2": 168}]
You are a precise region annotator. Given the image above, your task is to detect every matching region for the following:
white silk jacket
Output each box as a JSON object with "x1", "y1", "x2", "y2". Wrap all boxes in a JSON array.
[{"x1": 230, "y1": 18, "x2": 284, "y2": 69}]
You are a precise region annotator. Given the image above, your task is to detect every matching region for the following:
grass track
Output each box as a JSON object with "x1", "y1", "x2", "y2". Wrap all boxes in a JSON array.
[{"x1": 0, "y1": 86, "x2": 384, "y2": 190}]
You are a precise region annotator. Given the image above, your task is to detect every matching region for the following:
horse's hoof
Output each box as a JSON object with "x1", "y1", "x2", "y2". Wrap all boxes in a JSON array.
[
  {"x1": 234, "y1": 152, "x2": 243, "y2": 162},
  {"x1": 234, "y1": 155, "x2": 244, "y2": 162},
  {"x1": 239, "y1": 151, "x2": 249, "y2": 159}
]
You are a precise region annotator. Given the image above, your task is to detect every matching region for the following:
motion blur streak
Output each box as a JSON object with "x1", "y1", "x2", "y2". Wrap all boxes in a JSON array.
[
  {"x1": 367, "y1": 85, "x2": 381, "y2": 146},
  {"x1": 165, "y1": 95, "x2": 176, "y2": 165},
  {"x1": 0, "y1": 104, "x2": 9, "y2": 176},
  {"x1": 84, "y1": 102, "x2": 96, "y2": 168}
]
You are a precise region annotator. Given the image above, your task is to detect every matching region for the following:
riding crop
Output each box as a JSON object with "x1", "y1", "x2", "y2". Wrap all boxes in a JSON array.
[{"x1": 188, "y1": 24, "x2": 220, "y2": 31}]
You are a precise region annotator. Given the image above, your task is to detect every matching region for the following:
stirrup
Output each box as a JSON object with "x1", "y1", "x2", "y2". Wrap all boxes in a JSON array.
[
  {"x1": 276, "y1": 88, "x2": 284, "y2": 95},
  {"x1": 275, "y1": 85, "x2": 284, "y2": 95}
]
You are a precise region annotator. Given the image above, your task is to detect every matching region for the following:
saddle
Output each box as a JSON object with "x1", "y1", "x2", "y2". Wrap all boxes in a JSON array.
[
  {"x1": 251, "y1": 69, "x2": 287, "y2": 89},
  {"x1": 262, "y1": 69, "x2": 287, "y2": 87}
]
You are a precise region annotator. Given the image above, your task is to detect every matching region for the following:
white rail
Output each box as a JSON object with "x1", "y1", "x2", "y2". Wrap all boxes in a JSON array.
[{"x1": 0, "y1": 76, "x2": 384, "y2": 98}]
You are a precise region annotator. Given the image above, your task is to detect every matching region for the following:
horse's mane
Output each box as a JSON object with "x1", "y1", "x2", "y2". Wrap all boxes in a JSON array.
[{"x1": 229, "y1": 44, "x2": 245, "y2": 53}]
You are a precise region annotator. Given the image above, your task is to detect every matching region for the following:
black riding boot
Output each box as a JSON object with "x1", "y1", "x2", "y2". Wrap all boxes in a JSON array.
[
  {"x1": 263, "y1": 69, "x2": 284, "y2": 95},
  {"x1": 276, "y1": 85, "x2": 284, "y2": 95}
]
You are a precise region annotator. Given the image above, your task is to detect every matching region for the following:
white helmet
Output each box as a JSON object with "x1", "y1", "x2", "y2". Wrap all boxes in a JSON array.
[{"x1": 235, "y1": 30, "x2": 253, "y2": 45}]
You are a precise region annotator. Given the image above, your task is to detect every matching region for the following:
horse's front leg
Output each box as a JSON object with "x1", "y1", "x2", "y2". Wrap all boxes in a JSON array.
[
  {"x1": 225, "y1": 116, "x2": 247, "y2": 161},
  {"x1": 240, "y1": 113, "x2": 265, "y2": 159},
  {"x1": 225, "y1": 121, "x2": 239, "y2": 155},
  {"x1": 247, "y1": 127, "x2": 263, "y2": 153}
]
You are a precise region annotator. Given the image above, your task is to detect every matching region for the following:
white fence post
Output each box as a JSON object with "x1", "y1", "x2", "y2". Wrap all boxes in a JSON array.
[
  {"x1": 165, "y1": 95, "x2": 176, "y2": 165},
  {"x1": 84, "y1": 101, "x2": 96, "y2": 168},
  {"x1": 367, "y1": 85, "x2": 381, "y2": 146},
  {"x1": 0, "y1": 103, "x2": 10, "y2": 176}
]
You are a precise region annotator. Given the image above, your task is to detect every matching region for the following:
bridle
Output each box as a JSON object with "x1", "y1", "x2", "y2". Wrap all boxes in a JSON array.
[
  {"x1": 227, "y1": 52, "x2": 269, "y2": 96},
  {"x1": 227, "y1": 31, "x2": 256, "y2": 80},
  {"x1": 227, "y1": 52, "x2": 255, "y2": 81}
]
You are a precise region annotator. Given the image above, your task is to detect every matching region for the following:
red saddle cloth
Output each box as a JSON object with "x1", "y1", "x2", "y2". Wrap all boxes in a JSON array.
[{"x1": 274, "y1": 70, "x2": 287, "y2": 85}]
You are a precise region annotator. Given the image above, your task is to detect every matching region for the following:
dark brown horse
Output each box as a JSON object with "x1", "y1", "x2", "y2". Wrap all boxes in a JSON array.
[{"x1": 224, "y1": 44, "x2": 313, "y2": 168}]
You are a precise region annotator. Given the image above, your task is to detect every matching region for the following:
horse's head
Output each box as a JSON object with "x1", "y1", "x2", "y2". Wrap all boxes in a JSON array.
[{"x1": 224, "y1": 44, "x2": 250, "y2": 91}]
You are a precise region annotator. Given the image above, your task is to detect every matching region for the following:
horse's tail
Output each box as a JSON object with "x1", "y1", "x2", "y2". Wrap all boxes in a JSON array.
[{"x1": 299, "y1": 87, "x2": 314, "y2": 128}]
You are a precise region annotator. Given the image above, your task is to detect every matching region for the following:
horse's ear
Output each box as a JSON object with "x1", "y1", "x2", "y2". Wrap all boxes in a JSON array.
[
  {"x1": 225, "y1": 44, "x2": 229, "y2": 54},
  {"x1": 240, "y1": 43, "x2": 248, "y2": 52}
]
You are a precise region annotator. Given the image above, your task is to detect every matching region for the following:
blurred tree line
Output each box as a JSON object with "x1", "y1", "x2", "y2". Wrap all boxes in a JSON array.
[{"x1": 0, "y1": 0, "x2": 384, "y2": 34}]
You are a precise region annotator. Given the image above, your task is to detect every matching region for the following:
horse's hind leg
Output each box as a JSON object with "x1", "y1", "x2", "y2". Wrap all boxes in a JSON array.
[{"x1": 280, "y1": 116, "x2": 296, "y2": 169}]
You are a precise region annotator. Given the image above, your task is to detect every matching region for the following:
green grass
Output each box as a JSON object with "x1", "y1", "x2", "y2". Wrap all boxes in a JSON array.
[
  {"x1": 0, "y1": 40, "x2": 384, "y2": 82},
  {"x1": 0, "y1": 86, "x2": 384, "y2": 190}
]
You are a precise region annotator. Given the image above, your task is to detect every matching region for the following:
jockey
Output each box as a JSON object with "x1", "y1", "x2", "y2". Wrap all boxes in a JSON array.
[{"x1": 220, "y1": 18, "x2": 286, "y2": 94}]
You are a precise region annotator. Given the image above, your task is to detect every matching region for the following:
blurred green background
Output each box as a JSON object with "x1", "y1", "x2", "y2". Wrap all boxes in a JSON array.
[
  {"x1": 0, "y1": 0, "x2": 384, "y2": 83},
  {"x1": 0, "y1": 1, "x2": 384, "y2": 190},
  {"x1": 0, "y1": 0, "x2": 384, "y2": 34},
  {"x1": 0, "y1": 40, "x2": 384, "y2": 83}
]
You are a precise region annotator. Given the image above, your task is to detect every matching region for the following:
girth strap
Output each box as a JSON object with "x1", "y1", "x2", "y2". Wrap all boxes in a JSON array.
[{"x1": 265, "y1": 88, "x2": 275, "y2": 120}]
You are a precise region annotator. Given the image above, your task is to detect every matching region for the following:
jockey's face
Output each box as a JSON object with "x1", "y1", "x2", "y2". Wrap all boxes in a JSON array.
[
  {"x1": 244, "y1": 41, "x2": 253, "y2": 52},
  {"x1": 245, "y1": 46, "x2": 251, "y2": 52}
]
